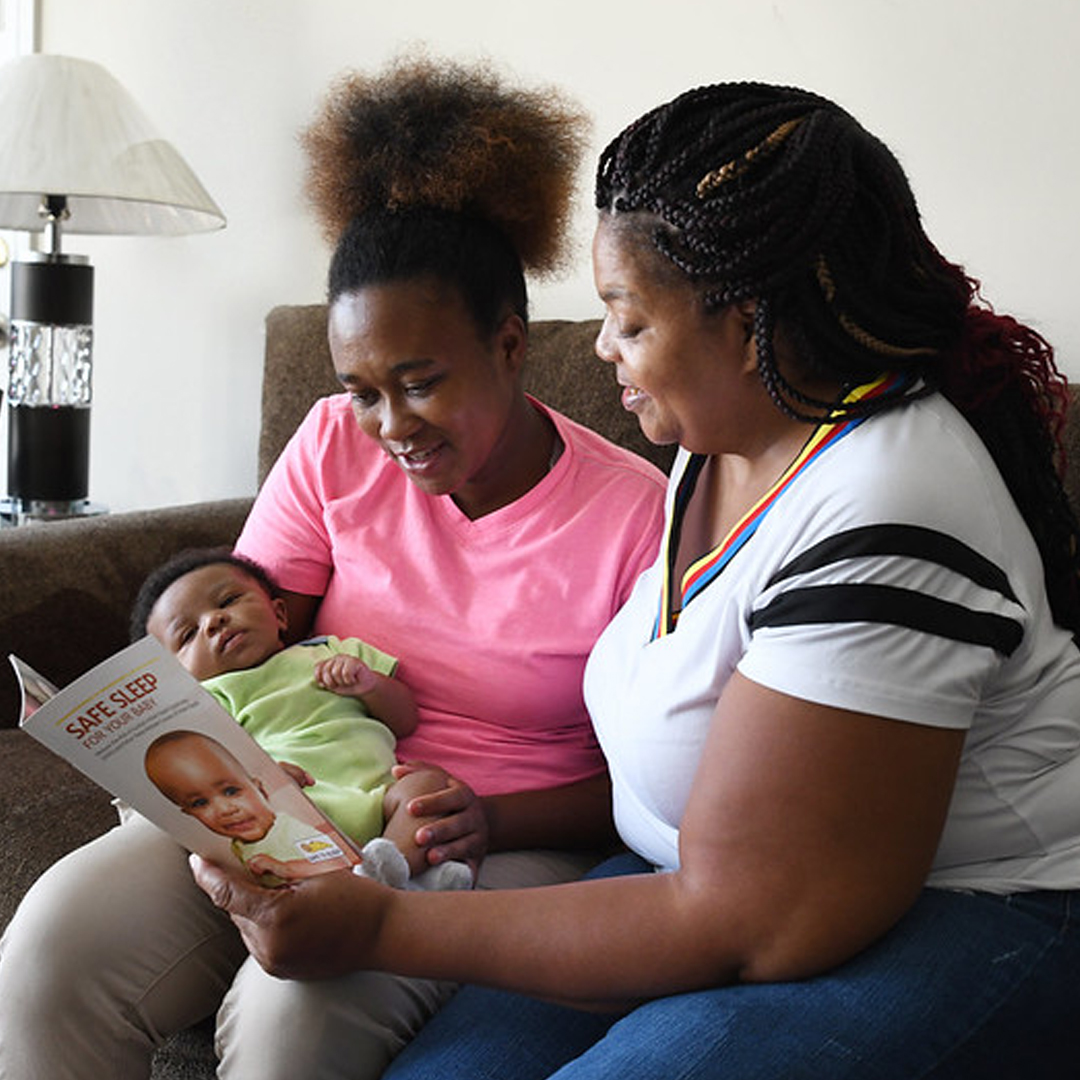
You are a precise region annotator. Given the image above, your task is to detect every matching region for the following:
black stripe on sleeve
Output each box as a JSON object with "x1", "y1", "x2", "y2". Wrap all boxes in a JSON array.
[
  {"x1": 765, "y1": 524, "x2": 1018, "y2": 603},
  {"x1": 748, "y1": 583, "x2": 1023, "y2": 656}
]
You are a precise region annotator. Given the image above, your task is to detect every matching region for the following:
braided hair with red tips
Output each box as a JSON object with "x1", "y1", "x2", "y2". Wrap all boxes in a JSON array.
[{"x1": 596, "y1": 81, "x2": 1080, "y2": 636}]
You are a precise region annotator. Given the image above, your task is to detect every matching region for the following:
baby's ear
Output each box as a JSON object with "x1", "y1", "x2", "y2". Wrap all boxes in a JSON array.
[{"x1": 273, "y1": 597, "x2": 289, "y2": 637}]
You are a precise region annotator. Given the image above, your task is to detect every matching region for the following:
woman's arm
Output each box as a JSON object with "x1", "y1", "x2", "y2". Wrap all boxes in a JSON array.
[
  {"x1": 194, "y1": 671, "x2": 964, "y2": 1004},
  {"x1": 481, "y1": 774, "x2": 615, "y2": 853},
  {"x1": 279, "y1": 589, "x2": 322, "y2": 644}
]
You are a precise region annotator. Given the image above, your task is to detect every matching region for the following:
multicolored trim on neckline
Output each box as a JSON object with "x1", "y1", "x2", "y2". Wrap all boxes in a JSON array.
[{"x1": 651, "y1": 374, "x2": 905, "y2": 641}]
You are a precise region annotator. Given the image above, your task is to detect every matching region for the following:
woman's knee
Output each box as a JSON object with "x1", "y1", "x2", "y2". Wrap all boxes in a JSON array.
[
  {"x1": 218, "y1": 958, "x2": 457, "y2": 1080},
  {"x1": 0, "y1": 816, "x2": 235, "y2": 1018},
  {"x1": 2, "y1": 825, "x2": 153, "y2": 982}
]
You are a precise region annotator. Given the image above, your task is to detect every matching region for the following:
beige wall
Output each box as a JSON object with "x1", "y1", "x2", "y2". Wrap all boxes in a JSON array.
[{"x1": 5, "y1": 0, "x2": 1078, "y2": 511}]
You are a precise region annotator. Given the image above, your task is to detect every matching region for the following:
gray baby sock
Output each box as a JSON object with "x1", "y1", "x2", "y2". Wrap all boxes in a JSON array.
[{"x1": 355, "y1": 837, "x2": 410, "y2": 889}]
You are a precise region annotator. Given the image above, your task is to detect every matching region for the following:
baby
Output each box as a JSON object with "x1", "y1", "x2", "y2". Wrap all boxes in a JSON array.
[{"x1": 132, "y1": 547, "x2": 471, "y2": 890}]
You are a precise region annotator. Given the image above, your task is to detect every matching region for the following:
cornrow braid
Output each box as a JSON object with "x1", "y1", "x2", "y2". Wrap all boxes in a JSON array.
[
  {"x1": 814, "y1": 256, "x2": 938, "y2": 360},
  {"x1": 596, "y1": 81, "x2": 1080, "y2": 637},
  {"x1": 696, "y1": 117, "x2": 804, "y2": 198},
  {"x1": 753, "y1": 297, "x2": 934, "y2": 425},
  {"x1": 752, "y1": 299, "x2": 841, "y2": 423}
]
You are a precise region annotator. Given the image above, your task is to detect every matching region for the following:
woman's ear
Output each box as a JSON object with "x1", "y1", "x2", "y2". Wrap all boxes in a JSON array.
[
  {"x1": 735, "y1": 300, "x2": 758, "y2": 374},
  {"x1": 495, "y1": 312, "x2": 528, "y2": 376},
  {"x1": 735, "y1": 299, "x2": 757, "y2": 344}
]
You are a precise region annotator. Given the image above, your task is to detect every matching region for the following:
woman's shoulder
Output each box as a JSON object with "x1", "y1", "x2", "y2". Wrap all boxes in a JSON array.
[
  {"x1": 292, "y1": 392, "x2": 366, "y2": 444},
  {"x1": 795, "y1": 393, "x2": 1029, "y2": 553},
  {"x1": 275, "y1": 393, "x2": 391, "y2": 483},
  {"x1": 839, "y1": 394, "x2": 1003, "y2": 497}
]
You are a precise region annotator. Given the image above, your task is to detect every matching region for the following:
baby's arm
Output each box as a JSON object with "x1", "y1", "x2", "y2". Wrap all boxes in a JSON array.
[
  {"x1": 277, "y1": 761, "x2": 315, "y2": 788},
  {"x1": 313, "y1": 654, "x2": 419, "y2": 737},
  {"x1": 245, "y1": 853, "x2": 333, "y2": 882}
]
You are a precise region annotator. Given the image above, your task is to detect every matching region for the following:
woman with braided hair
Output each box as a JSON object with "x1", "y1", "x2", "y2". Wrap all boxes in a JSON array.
[
  {"x1": 0, "y1": 57, "x2": 665, "y2": 1080},
  {"x1": 193, "y1": 82, "x2": 1080, "y2": 1078}
]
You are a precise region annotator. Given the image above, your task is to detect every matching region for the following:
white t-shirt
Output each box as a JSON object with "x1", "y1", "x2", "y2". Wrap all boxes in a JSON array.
[
  {"x1": 237, "y1": 393, "x2": 666, "y2": 797},
  {"x1": 585, "y1": 390, "x2": 1080, "y2": 893}
]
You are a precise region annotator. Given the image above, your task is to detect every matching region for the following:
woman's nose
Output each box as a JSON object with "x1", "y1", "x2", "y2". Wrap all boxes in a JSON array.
[
  {"x1": 378, "y1": 399, "x2": 420, "y2": 443},
  {"x1": 595, "y1": 318, "x2": 618, "y2": 364}
]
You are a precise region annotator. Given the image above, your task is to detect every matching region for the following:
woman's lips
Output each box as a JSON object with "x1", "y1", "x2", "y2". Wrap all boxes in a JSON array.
[
  {"x1": 621, "y1": 384, "x2": 648, "y2": 412},
  {"x1": 393, "y1": 442, "x2": 446, "y2": 476}
]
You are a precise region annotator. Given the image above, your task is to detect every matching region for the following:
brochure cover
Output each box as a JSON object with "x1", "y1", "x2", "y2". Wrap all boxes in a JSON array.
[{"x1": 11, "y1": 636, "x2": 362, "y2": 883}]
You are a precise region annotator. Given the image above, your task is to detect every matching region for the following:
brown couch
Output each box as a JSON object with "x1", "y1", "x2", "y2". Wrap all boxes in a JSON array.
[{"x1": 0, "y1": 306, "x2": 673, "y2": 1078}]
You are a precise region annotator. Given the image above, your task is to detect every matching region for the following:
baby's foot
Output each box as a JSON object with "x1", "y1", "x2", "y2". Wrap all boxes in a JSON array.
[
  {"x1": 354, "y1": 837, "x2": 409, "y2": 889},
  {"x1": 410, "y1": 859, "x2": 473, "y2": 892}
]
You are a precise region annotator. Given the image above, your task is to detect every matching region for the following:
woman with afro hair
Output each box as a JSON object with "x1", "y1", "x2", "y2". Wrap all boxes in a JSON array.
[
  {"x1": 195, "y1": 82, "x2": 1080, "y2": 1079},
  {"x1": 0, "y1": 56, "x2": 666, "y2": 1080}
]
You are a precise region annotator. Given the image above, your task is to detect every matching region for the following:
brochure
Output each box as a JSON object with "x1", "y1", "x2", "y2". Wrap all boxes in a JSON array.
[{"x1": 11, "y1": 636, "x2": 362, "y2": 882}]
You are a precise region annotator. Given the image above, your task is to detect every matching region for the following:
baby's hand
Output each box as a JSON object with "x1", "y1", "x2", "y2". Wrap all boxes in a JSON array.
[
  {"x1": 314, "y1": 655, "x2": 378, "y2": 696},
  {"x1": 277, "y1": 761, "x2": 315, "y2": 788}
]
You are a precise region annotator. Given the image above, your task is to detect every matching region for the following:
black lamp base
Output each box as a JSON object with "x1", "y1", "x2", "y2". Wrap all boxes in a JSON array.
[
  {"x1": 7, "y1": 403, "x2": 91, "y2": 502},
  {"x1": 5, "y1": 254, "x2": 95, "y2": 509}
]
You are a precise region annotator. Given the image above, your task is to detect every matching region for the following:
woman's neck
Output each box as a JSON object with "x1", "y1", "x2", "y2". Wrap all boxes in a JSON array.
[{"x1": 451, "y1": 396, "x2": 560, "y2": 520}]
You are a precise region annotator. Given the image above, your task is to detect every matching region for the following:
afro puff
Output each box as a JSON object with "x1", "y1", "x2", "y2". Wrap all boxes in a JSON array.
[{"x1": 300, "y1": 51, "x2": 591, "y2": 276}]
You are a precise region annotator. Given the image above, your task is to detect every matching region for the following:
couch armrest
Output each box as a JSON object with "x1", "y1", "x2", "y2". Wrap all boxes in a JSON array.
[{"x1": 0, "y1": 498, "x2": 252, "y2": 728}]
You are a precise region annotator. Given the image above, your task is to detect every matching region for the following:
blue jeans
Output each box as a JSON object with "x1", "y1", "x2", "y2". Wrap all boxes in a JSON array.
[{"x1": 384, "y1": 853, "x2": 1080, "y2": 1079}]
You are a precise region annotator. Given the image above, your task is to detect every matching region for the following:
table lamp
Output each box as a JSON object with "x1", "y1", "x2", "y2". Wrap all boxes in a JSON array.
[{"x1": 0, "y1": 53, "x2": 225, "y2": 524}]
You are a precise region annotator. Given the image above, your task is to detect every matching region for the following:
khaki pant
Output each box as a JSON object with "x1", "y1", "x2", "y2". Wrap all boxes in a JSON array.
[{"x1": 0, "y1": 809, "x2": 596, "y2": 1080}]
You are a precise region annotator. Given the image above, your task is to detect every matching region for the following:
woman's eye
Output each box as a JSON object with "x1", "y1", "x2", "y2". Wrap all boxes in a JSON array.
[
  {"x1": 618, "y1": 325, "x2": 642, "y2": 340},
  {"x1": 404, "y1": 377, "x2": 440, "y2": 398},
  {"x1": 350, "y1": 390, "x2": 379, "y2": 409}
]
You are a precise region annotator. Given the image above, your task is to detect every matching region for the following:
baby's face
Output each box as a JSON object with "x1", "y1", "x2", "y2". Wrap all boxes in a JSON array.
[
  {"x1": 147, "y1": 737, "x2": 276, "y2": 842},
  {"x1": 147, "y1": 563, "x2": 287, "y2": 680}
]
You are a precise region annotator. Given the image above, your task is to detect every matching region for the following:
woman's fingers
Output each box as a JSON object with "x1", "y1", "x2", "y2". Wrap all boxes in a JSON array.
[{"x1": 190, "y1": 854, "x2": 387, "y2": 980}]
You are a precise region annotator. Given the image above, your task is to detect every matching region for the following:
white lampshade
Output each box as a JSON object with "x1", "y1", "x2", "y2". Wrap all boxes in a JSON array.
[{"x1": 0, "y1": 53, "x2": 225, "y2": 236}]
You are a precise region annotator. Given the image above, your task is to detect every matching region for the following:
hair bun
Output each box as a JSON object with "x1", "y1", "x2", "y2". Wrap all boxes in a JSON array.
[{"x1": 301, "y1": 51, "x2": 591, "y2": 275}]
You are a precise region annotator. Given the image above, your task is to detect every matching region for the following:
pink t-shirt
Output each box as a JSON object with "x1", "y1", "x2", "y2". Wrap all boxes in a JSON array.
[{"x1": 236, "y1": 394, "x2": 665, "y2": 796}]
